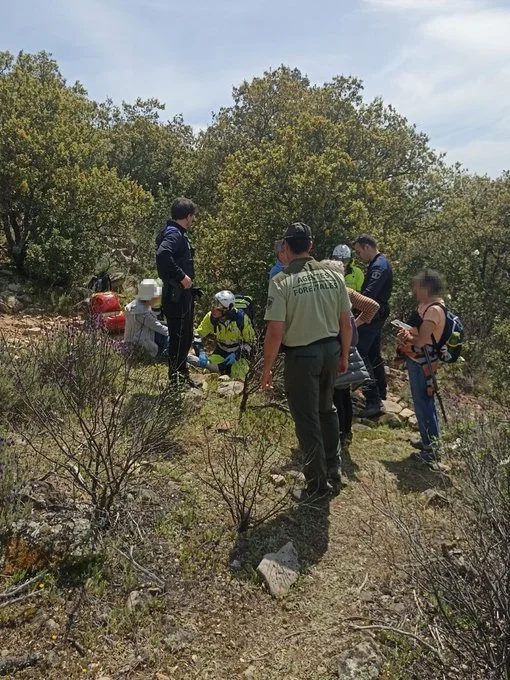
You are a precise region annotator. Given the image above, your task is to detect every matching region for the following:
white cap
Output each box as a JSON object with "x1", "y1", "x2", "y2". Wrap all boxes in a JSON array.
[
  {"x1": 214, "y1": 290, "x2": 235, "y2": 309},
  {"x1": 332, "y1": 244, "x2": 351, "y2": 260},
  {"x1": 137, "y1": 279, "x2": 162, "y2": 301}
]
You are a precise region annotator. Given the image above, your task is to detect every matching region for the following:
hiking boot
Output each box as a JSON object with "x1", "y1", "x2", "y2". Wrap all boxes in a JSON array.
[
  {"x1": 409, "y1": 450, "x2": 441, "y2": 468},
  {"x1": 359, "y1": 402, "x2": 385, "y2": 418},
  {"x1": 291, "y1": 482, "x2": 333, "y2": 504}
]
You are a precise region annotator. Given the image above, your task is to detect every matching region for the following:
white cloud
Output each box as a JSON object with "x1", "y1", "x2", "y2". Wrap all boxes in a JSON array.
[
  {"x1": 363, "y1": 0, "x2": 480, "y2": 13},
  {"x1": 442, "y1": 138, "x2": 510, "y2": 176},
  {"x1": 423, "y1": 10, "x2": 510, "y2": 56}
]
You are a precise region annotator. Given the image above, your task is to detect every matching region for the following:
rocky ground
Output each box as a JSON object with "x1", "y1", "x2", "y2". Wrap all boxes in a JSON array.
[{"x1": 0, "y1": 298, "x2": 468, "y2": 680}]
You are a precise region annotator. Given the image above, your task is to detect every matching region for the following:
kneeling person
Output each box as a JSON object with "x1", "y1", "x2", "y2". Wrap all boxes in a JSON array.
[
  {"x1": 124, "y1": 279, "x2": 169, "y2": 359},
  {"x1": 190, "y1": 290, "x2": 255, "y2": 380}
]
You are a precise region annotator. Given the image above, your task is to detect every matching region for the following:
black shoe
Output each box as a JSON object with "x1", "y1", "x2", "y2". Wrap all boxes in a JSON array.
[
  {"x1": 359, "y1": 402, "x2": 385, "y2": 418},
  {"x1": 327, "y1": 466, "x2": 341, "y2": 484},
  {"x1": 291, "y1": 482, "x2": 333, "y2": 504}
]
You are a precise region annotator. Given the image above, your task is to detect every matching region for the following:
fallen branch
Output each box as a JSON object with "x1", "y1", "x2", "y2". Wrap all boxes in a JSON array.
[
  {"x1": 0, "y1": 573, "x2": 45, "y2": 599},
  {"x1": 0, "y1": 591, "x2": 42, "y2": 609},
  {"x1": 350, "y1": 623, "x2": 445, "y2": 664},
  {"x1": 113, "y1": 546, "x2": 166, "y2": 589},
  {"x1": 0, "y1": 653, "x2": 38, "y2": 675}
]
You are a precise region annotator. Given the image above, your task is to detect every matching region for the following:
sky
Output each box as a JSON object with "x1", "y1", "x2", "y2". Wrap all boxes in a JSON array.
[{"x1": 1, "y1": 0, "x2": 509, "y2": 176}]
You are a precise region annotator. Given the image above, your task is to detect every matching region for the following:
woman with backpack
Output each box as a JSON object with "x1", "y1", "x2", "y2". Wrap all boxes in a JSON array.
[{"x1": 396, "y1": 270, "x2": 447, "y2": 467}]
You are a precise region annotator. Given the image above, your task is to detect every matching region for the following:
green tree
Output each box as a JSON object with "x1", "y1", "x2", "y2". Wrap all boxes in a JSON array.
[{"x1": 0, "y1": 51, "x2": 152, "y2": 282}]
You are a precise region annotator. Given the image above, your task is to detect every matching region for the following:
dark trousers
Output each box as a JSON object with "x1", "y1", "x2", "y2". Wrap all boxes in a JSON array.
[
  {"x1": 333, "y1": 388, "x2": 353, "y2": 444},
  {"x1": 284, "y1": 340, "x2": 340, "y2": 490},
  {"x1": 357, "y1": 320, "x2": 387, "y2": 405},
  {"x1": 163, "y1": 290, "x2": 194, "y2": 377}
]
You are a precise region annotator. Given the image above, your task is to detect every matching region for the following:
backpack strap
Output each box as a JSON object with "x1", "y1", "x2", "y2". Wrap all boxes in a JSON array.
[{"x1": 423, "y1": 302, "x2": 447, "y2": 348}]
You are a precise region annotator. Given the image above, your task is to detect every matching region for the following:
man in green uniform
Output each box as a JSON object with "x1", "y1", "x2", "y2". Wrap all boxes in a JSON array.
[{"x1": 261, "y1": 222, "x2": 352, "y2": 501}]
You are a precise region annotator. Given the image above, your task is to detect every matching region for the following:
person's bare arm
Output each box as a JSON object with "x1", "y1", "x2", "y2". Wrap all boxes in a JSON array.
[
  {"x1": 261, "y1": 321, "x2": 285, "y2": 391},
  {"x1": 349, "y1": 290, "x2": 380, "y2": 327},
  {"x1": 338, "y1": 311, "x2": 352, "y2": 374}
]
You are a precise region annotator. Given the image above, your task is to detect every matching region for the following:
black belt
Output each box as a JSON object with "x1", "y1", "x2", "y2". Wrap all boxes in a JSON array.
[{"x1": 282, "y1": 336, "x2": 339, "y2": 352}]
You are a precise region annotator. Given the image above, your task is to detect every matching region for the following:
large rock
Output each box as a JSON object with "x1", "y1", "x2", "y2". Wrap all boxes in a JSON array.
[
  {"x1": 257, "y1": 541, "x2": 300, "y2": 597},
  {"x1": 337, "y1": 641, "x2": 382, "y2": 679},
  {"x1": 382, "y1": 399, "x2": 403, "y2": 415},
  {"x1": 400, "y1": 408, "x2": 414, "y2": 420},
  {"x1": 1, "y1": 512, "x2": 92, "y2": 575}
]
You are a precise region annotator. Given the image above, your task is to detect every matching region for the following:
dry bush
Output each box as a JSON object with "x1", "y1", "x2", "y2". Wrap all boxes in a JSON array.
[
  {"x1": 4, "y1": 325, "x2": 186, "y2": 527},
  {"x1": 239, "y1": 344, "x2": 287, "y2": 414},
  {"x1": 367, "y1": 415, "x2": 510, "y2": 680},
  {"x1": 200, "y1": 412, "x2": 291, "y2": 533}
]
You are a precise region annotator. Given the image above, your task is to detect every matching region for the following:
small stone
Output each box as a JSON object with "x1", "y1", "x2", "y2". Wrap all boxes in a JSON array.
[
  {"x1": 126, "y1": 590, "x2": 143, "y2": 612},
  {"x1": 217, "y1": 381, "x2": 244, "y2": 398},
  {"x1": 26, "y1": 327, "x2": 42, "y2": 334},
  {"x1": 337, "y1": 640, "x2": 381, "y2": 679},
  {"x1": 270, "y1": 474, "x2": 286, "y2": 487},
  {"x1": 215, "y1": 420, "x2": 232, "y2": 433},
  {"x1": 230, "y1": 559, "x2": 242, "y2": 570},
  {"x1": 6, "y1": 295, "x2": 23, "y2": 312},
  {"x1": 155, "y1": 674, "x2": 171, "y2": 680},
  {"x1": 243, "y1": 665, "x2": 256, "y2": 678},
  {"x1": 408, "y1": 415, "x2": 418, "y2": 427},
  {"x1": 382, "y1": 399, "x2": 403, "y2": 415},
  {"x1": 400, "y1": 408, "x2": 414, "y2": 420},
  {"x1": 45, "y1": 618, "x2": 59, "y2": 632},
  {"x1": 352, "y1": 423, "x2": 372, "y2": 432},
  {"x1": 1, "y1": 649, "x2": 10, "y2": 657},
  {"x1": 378, "y1": 413, "x2": 402, "y2": 428},
  {"x1": 422, "y1": 489, "x2": 450, "y2": 507},
  {"x1": 257, "y1": 541, "x2": 300, "y2": 597}
]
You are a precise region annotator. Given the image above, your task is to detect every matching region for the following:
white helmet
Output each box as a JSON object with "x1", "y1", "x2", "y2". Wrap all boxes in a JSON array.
[
  {"x1": 214, "y1": 290, "x2": 235, "y2": 310},
  {"x1": 332, "y1": 244, "x2": 351, "y2": 261}
]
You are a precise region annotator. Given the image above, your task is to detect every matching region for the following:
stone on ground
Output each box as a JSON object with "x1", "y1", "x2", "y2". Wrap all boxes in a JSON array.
[
  {"x1": 257, "y1": 541, "x2": 300, "y2": 597},
  {"x1": 400, "y1": 408, "x2": 415, "y2": 420},
  {"x1": 382, "y1": 399, "x2": 403, "y2": 415},
  {"x1": 422, "y1": 489, "x2": 450, "y2": 507},
  {"x1": 337, "y1": 640, "x2": 382, "y2": 679},
  {"x1": 217, "y1": 381, "x2": 244, "y2": 398}
]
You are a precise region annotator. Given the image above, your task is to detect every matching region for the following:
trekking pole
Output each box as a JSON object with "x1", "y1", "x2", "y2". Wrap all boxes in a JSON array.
[{"x1": 423, "y1": 346, "x2": 448, "y2": 424}]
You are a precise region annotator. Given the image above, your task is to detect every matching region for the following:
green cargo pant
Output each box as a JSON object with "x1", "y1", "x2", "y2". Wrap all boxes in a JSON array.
[{"x1": 284, "y1": 339, "x2": 341, "y2": 490}]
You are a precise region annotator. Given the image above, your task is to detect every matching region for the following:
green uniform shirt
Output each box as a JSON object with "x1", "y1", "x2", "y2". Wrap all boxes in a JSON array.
[
  {"x1": 264, "y1": 257, "x2": 351, "y2": 347},
  {"x1": 344, "y1": 264, "x2": 364, "y2": 292}
]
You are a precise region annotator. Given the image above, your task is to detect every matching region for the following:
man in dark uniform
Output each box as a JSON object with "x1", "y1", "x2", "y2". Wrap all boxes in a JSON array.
[
  {"x1": 352, "y1": 234, "x2": 393, "y2": 417},
  {"x1": 156, "y1": 197, "x2": 198, "y2": 387}
]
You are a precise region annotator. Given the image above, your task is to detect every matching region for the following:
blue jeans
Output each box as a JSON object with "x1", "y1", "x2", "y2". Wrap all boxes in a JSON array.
[
  {"x1": 155, "y1": 332, "x2": 169, "y2": 354},
  {"x1": 406, "y1": 359, "x2": 440, "y2": 454}
]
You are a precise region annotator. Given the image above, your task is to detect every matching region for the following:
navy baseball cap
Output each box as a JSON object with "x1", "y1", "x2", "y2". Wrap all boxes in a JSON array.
[{"x1": 282, "y1": 222, "x2": 313, "y2": 241}]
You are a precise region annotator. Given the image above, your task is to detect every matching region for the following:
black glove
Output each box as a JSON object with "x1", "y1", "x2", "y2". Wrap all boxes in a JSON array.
[{"x1": 192, "y1": 287, "x2": 204, "y2": 299}]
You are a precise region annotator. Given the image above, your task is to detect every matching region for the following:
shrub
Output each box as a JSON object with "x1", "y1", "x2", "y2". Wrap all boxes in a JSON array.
[{"x1": 7, "y1": 324, "x2": 187, "y2": 527}]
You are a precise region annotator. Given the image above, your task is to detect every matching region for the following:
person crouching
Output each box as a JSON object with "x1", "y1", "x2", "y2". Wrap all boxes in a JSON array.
[
  {"x1": 124, "y1": 279, "x2": 169, "y2": 359},
  {"x1": 188, "y1": 290, "x2": 255, "y2": 380}
]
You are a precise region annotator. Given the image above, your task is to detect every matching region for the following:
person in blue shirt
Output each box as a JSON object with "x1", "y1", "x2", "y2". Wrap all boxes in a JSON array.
[
  {"x1": 352, "y1": 234, "x2": 393, "y2": 417},
  {"x1": 269, "y1": 239, "x2": 286, "y2": 278}
]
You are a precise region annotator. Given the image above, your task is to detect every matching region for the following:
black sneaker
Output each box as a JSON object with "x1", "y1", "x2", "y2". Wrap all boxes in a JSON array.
[{"x1": 359, "y1": 402, "x2": 385, "y2": 418}]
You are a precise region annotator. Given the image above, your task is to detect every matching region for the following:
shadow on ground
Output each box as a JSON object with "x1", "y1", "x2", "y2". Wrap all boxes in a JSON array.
[
  {"x1": 229, "y1": 500, "x2": 330, "y2": 576},
  {"x1": 382, "y1": 458, "x2": 453, "y2": 494}
]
